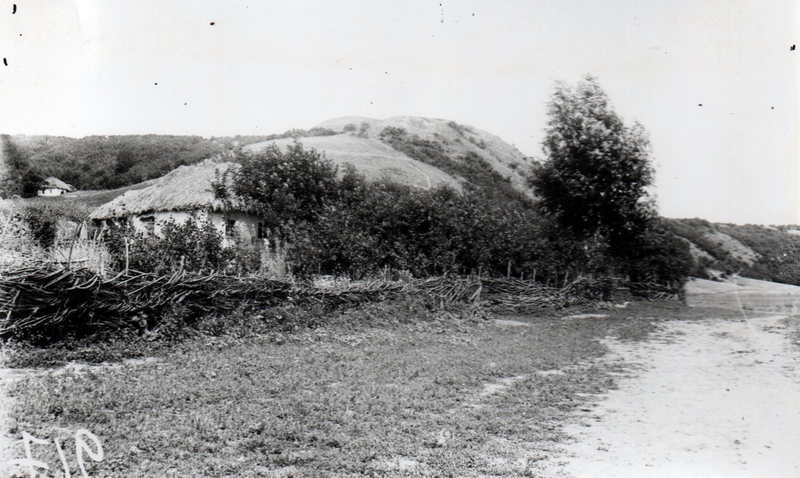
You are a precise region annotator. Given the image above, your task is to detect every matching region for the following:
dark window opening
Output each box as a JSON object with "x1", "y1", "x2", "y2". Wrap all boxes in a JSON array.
[
  {"x1": 225, "y1": 219, "x2": 236, "y2": 237},
  {"x1": 257, "y1": 222, "x2": 266, "y2": 239},
  {"x1": 141, "y1": 216, "x2": 155, "y2": 234}
]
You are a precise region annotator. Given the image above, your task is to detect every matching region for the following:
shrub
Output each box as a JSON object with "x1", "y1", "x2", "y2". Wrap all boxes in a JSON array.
[
  {"x1": 447, "y1": 121, "x2": 474, "y2": 136},
  {"x1": 357, "y1": 122, "x2": 371, "y2": 138},
  {"x1": 101, "y1": 218, "x2": 235, "y2": 274},
  {"x1": 225, "y1": 142, "x2": 340, "y2": 233},
  {"x1": 379, "y1": 128, "x2": 531, "y2": 208},
  {"x1": 19, "y1": 201, "x2": 90, "y2": 248}
]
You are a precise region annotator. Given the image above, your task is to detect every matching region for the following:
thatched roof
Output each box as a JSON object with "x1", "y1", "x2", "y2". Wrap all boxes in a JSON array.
[
  {"x1": 41, "y1": 177, "x2": 75, "y2": 192},
  {"x1": 90, "y1": 160, "x2": 241, "y2": 220}
]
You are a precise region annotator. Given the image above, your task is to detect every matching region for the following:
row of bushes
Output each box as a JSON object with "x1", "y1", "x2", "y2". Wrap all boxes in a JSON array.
[
  {"x1": 217, "y1": 142, "x2": 693, "y2": 284},
  {"x1": 12, "y1": 140, "x2": 695, "y2": 286}
]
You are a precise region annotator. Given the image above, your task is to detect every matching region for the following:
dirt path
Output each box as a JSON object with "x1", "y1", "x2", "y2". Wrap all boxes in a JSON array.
[{"x1": 553, "y1": 314, "x2": 800, "y2": 477}]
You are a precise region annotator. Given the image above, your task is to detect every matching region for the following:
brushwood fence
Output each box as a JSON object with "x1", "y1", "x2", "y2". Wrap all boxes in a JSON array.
[{"x1": 0, "y1": 264, "x2": 682, "y2": 340}]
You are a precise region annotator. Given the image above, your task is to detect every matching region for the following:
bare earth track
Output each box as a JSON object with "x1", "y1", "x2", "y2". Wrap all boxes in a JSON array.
[{"x1": 548, "y1": 278, "x2": 800, "y2": 477}]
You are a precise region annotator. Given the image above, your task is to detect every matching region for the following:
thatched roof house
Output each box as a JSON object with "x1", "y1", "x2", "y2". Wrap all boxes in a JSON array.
[
  {"x1": 91, "y1": 160, "x2": 239, "y2": 220},
  {"x1": 90, "y1": 160, "x2": 260, "y2": 241},
  {"x1": 38, "y1": 177, "x2": 75, "y2": 196}
]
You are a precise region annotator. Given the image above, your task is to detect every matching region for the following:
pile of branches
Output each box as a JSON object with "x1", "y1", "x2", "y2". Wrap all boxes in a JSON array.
[
  {"x1": 481, "y1": 276, "x2": 606, "y2": 311},
  {"x1": 416, "y1": 276, "x2": 483, "y2": 306},
  {"x1": 629, "y1": 281, "x2": 683, "y2": 301},
  {"x1": 416, "y1": 275, "x2": 606, "y2": 311},
  {"x1": 417, "y1": 276, "x2": 682, "y2": 311}
]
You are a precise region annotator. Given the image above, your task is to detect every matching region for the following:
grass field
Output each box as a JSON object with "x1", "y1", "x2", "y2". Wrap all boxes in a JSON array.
[{"x1": 1, "y1": 301, "x2": 745, "y2": 477}]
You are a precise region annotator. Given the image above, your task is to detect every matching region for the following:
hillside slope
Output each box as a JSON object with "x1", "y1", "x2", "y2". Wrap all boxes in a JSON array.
[
  {"x1": 244, "y1": 135, "x2": 461, "y2": 191},
  {"x1": 316, "y1": 116, "x2": 534, "y2": 195},
  {"x1": 666, "y1": 218, "x2": 800, "y2": 286}
]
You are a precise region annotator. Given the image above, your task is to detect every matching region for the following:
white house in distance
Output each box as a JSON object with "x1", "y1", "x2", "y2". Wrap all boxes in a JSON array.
[
  {"x1": 38, "y1": 177, "x2": 75, "y2": 197},
  {"x1": 89, "y1": 159, "x2": 264, "y2": 244}
]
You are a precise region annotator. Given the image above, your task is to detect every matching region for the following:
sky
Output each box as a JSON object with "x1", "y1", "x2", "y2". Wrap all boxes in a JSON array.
[{"x1": 0, "y1": 0, "x2": 797, "y2": 225}]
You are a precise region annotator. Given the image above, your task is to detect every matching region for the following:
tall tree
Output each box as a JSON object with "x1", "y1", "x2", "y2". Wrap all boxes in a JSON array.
[{"x1": 531, "y1": 76, "x2": 656, "y2": 259}]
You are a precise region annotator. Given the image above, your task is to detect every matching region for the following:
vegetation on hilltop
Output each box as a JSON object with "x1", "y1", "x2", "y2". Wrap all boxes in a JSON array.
[
  {"x1": 317, "y1": 115, "x2": 535, "y2": 195},
  {"x1": 0, "y1": 129, "x2": 338, "y2": 197},
  {"x1": 378, "y1": 126, "x2": 533, "y2": 208}
]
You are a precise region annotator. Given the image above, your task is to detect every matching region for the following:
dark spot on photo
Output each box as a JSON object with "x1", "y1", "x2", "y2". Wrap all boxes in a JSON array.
[
  {"x1": 3, "y1": 58, "x2": 7, "y2": 66},
  {"x1": 791, "y1": 44, "x2": 796, "y2": 51},
  {"x1": 210, "y1": 22, "x2": 215, "y2": 26},
  {"x1": 12, "y1": 4, "x2": 16, "y2": 14}
]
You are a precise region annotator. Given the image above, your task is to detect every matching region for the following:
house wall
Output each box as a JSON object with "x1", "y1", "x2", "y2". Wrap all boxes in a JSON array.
[
  {"x1": 208, "y1": 211, "x2": 263, "y2": 245},
  {"x1": 128, "y1": 209, "x2": 263, "y2": 246},
  {"x1": 38, "y1": 188, "x2": 65, "y2": 197}
]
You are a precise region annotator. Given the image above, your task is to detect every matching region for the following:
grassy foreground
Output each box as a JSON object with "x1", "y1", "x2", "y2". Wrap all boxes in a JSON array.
[{"x1": 3, "y1": 301, "x2": 736, "y2": 477}]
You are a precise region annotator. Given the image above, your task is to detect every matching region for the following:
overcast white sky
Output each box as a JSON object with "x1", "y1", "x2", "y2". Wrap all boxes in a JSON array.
[{"x1": 0, "y1": 0, "x2": 797, "y2": 224}]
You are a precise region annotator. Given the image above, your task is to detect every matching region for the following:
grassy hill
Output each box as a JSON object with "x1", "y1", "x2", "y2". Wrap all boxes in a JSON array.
[
  {"x1": 316, "y1": 116, "x2": 534, "y2": 196},
  {"x1": 244, "y1": 135, "x2": 462, "y2": 191},
  {"x1": 665, "y1": 218, "x2": 800, "y2": 286}
]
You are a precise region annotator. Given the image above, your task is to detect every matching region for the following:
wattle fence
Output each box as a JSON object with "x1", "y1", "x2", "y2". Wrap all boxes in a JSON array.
[{"x1": 0, "y1": 263, "x2": 682, "y2": 339}]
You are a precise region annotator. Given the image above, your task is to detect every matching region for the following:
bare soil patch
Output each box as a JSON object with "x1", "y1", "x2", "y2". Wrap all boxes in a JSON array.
[{"x1": 550, "y1": 314, "x2": 800, "y2": 477}]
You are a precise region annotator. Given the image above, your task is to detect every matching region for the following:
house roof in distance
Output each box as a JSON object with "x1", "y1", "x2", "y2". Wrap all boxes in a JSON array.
[
  {"x1": 90, "y1": 159, "x2": 240, "y2": 220},
  {"x1": 41, "y1": 177, "x2": 75, "y2": 192}
]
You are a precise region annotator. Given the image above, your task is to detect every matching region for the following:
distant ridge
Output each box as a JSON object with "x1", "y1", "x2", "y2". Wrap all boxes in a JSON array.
[{"x1": 666, "y1": 218, "x2": 800, "y2": 286}]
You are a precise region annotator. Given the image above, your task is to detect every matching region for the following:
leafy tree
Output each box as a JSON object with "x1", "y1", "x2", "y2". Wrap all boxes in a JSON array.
[
  {"x1": 227, "y1": 142, "x2": 340, "y2": 232},
  {"x1": 531, "y1": 76, "x2": 656, "y2": 262}
]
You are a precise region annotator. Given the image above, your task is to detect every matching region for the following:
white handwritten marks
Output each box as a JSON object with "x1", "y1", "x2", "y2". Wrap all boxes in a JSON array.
[{"x1": 6, "y1": 429, "x2": 104, "y2": 478}]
